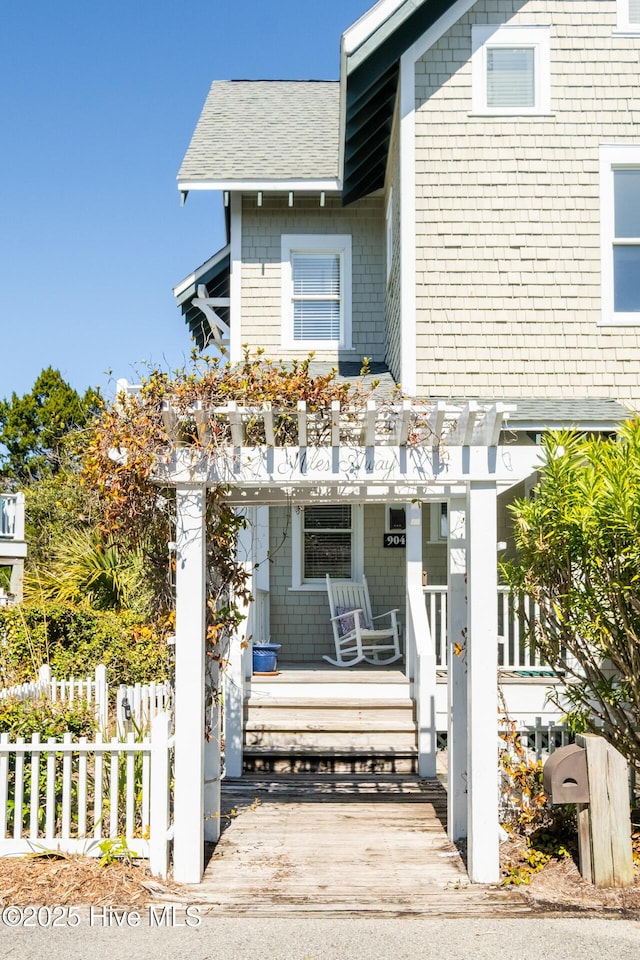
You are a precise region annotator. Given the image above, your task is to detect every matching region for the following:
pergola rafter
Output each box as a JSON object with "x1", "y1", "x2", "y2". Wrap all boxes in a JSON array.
[{"x1": 159, "y1": 397, "x2": 516, "y2": 453}]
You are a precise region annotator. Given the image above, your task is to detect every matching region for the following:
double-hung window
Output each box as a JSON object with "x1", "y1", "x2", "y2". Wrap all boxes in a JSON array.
[
  {"x1": 600, "y1": 145, "x2": 640, "y2": 325},
  {"x1": 291, "y1": 504, "x2": 363, "y2": 588},
  {"x1": 617, "y1": 0, "x2": 640, "y2": 32},
  {"x1": 281, "y1": 235, "x2": 352, "y2": 349},
  {"x1": 472, "y1": 24, "x2": 550, "y2": 115}
]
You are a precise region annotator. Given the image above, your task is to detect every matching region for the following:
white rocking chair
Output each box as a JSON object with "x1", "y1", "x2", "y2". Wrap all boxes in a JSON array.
[{"x1": 324, "y1": 574, "x2": 402, "y2": 667}]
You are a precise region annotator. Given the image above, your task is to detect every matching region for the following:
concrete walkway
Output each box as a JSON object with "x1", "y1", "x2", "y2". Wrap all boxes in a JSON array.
[{"x1": 183, "y1": 776, "x2": 532, "y2": 917}]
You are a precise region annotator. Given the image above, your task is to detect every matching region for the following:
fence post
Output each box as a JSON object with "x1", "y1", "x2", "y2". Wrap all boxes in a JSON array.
[
  {"x1": 149, "y1": 712, "x2": 170, "y2": 879},
  {"x1": 38, "y1": 664, "x2": 52, "y2": 696},
  {"x1": 575, "y1": 733, "x2": 634, "y2": 887},
  {"x1": 94, "y1": 665, "x2": 108, "y2": 732}
]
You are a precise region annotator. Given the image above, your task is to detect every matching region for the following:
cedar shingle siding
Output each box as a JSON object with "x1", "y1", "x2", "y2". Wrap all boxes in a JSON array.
[{"x1": 414, "y1": 0, "x2": 640, "y2": 400}]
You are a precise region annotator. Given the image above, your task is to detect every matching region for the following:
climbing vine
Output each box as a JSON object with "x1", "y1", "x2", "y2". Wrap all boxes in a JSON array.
[{"x1": 82, "y1": 351, "x2": 386, "y2": 717}]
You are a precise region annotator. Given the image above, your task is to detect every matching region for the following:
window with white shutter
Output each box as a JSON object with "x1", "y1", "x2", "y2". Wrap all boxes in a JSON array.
[
  {"x1": 472, "y1": 25, "x2": 550, "y2": 115},
  {"x1": 281, "y1": 235, "x2": 352, "y2": 348}
]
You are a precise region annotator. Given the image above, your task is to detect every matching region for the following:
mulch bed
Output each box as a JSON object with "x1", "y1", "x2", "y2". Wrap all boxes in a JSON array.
[
  {"x1": 500, "y1": 834, "x2": 640, "y2": 916},
  {"x1": 0, "y1": 855, "x2": 180, "y2": 907}
]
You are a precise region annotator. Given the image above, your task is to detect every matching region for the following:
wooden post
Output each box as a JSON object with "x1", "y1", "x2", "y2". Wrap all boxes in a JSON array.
[
  {"x1": 447, "y1": 496, "x2": 468, "y2": 841},
  {"x1": 576, "y1": 734, "x2": 634, "y2": 887},
  {"x1": 173, "y1": 485, "x2": 207, "y2": 884},
  {"x1": 466, "y1": 480, "x2": 499, "y2": 883}
]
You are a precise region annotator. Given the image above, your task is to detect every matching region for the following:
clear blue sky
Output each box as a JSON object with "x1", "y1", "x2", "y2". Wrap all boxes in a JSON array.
[{"x1": 0, "y1": 0, "x2": 371, "y2": 401}]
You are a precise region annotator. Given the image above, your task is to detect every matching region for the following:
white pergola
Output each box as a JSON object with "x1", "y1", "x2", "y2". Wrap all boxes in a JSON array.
[{"x1": 154, "y1": 398, "x2": 543, "y2": 884}]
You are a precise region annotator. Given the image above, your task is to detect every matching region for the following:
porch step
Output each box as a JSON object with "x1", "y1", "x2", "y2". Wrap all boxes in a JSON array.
[
  {"x1": 245, "y1": 697, "x2": 415, "y2": 724},
  {"x1": 222, "y1": 773, "x2": 446, "y2": 807},
  {"x1": 241, "y1": 666, "x2": 418, "y2": 773},
  {"x1": 247, "y1": 667, "x2": 411, "y2": 702},
  {"x1": 243, "y1": 747, "x2": 419, "y2": 775},
  {"x1": 245, "y1": 730, "x2": 418, "y2": 750},
  {"x1": 244, "y1": 694, "x2": 417, "y2": 752}
]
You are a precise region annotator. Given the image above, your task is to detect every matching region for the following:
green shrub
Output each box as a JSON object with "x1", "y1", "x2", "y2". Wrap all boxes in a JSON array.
[
  {"x1": 0, "y1": 602, "x2": 170, "y2": 688},
  {"x1": 0, "y1": 698, "x2": 97, "y2": 738}
]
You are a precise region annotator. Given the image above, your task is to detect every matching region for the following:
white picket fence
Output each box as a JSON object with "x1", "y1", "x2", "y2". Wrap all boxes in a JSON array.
[
  {"x1": 116, "y1": 681, "x2": 173, "y2": 732},
  {"x1": 0, "y1": 665, "x2": 172, "y2": 734},
  {"x1": 0, "y1": 713, "x2": 173, "y2": 877},
  {"x1": 0, "y1": 665, "x2": 109, "y2": 731}
]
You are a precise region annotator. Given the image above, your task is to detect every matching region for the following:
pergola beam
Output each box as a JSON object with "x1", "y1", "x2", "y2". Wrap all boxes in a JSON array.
[{"x1": 153, "y1": 444, "x2": 542, "y2": 493}]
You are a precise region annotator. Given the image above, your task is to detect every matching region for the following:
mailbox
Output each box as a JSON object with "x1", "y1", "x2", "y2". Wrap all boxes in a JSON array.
[{"x1": 543, "y1": 744, "x2": 590, "y2": 804}]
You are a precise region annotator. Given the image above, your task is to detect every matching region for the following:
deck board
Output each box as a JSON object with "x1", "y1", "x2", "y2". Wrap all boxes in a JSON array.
[{"x1": 184, "y1": 776, "x2": 533, "y2": 917}]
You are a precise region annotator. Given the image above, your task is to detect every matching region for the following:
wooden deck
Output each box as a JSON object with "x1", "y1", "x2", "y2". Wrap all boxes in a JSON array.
[{"x1": 185, "y1": 776, "x2": 533, "y2": 917}]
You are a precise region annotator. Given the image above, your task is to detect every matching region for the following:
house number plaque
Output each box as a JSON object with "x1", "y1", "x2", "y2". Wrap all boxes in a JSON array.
[{"x1": 383, "y1": 533, "x2": 406, "y2": 548}]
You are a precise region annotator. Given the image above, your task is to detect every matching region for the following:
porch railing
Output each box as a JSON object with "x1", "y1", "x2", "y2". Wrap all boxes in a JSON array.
[
  {"x1": 424, "y1": 585, "x2": 549, "y2": 671},
  {"x1": 0, "y1": 494, "x2": 24, "y2": 541}
]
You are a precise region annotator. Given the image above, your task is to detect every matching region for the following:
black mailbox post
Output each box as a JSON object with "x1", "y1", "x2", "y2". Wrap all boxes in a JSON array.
[{"x1": 542, "y1": 743, "x2": 590, "y2": 804}]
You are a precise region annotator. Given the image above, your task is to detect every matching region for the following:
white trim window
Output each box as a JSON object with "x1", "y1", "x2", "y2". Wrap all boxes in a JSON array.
[
  {"x1": 281, "y1": 234, "x2": 352, "y2": 349},
  {"x1": 617, "y1": 0, "x2": 640, "y2": 32},
  {"x1": 291, "y1": 504, "x2": 363, "y2": 589},
  {"x1": 472, "y1": 24, "x2": 551, "y2": 115},
  {"x1": 600, "y1": 145, "x2": 640, "y2": 326}
]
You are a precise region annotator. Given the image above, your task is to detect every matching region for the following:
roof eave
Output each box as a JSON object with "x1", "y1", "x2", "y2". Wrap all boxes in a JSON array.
[
  {"x1": 177, "y1": 178, "x2": 342, "y2": 193},
  {"x1": 173, "y1": 244, "x2": 231, "y2": 303}
]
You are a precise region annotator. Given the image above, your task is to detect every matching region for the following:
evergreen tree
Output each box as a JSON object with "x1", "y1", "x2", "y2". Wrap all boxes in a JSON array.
[{"x1": 0, "y1": 367, "x2": 100, "y2": 482}]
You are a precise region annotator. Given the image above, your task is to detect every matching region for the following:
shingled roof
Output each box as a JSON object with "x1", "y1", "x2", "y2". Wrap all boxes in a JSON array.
[{"x1": 178, "y1": 81, "x2": 340, "y2": 184}]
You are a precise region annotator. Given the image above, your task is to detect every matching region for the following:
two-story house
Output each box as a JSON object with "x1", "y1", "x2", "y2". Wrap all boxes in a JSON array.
[{"x1": 162, "y1": 0, "x2": 639, "y2": 883}]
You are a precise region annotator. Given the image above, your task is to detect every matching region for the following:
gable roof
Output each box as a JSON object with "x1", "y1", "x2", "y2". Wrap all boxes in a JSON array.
[{"x1": 178, "y1": 81, "x2": 341, "y2": 186}]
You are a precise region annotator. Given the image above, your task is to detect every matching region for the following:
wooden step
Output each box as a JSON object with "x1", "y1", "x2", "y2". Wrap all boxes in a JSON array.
[
  {"x1": 248, "y1": 670, "x2": 411, "y2": 702},
  {"x1": 245, "y1": 717, "x2": 417, "y2": 733},
  {"x1": 245, "y1": 699, "x2": 415, "y2": 724},
  {"x1": 245, "y1": 727, "x2": 418, "y2": 750},
  {"x1": 243, "y1": 747, "x2": 419, "y2": 775},
  {"x1": 223, "y1": 773, "x2": 447, "y2": 805}
]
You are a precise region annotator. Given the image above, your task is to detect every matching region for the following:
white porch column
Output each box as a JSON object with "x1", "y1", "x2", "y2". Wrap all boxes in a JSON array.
[
  {"x1": 406, "y1": 502, "x2": 437, "y2": 777},
  {"x1": 466, "y1": 481, "x2": 499, "y2": 883},
  {"x1": 253, "y1": 505, "x2": 271, "y2": 673},
  {"x1": 224, "y1": 508, "x2": 255, "y2": 780},
  {"x1": 447, "y1": 496, "x2": 468, "y2": 841},
  {"x1": 173, "y1": 485, "x2": 207, "y2": 883}
]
